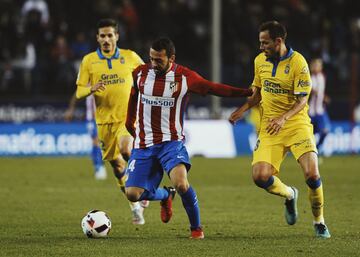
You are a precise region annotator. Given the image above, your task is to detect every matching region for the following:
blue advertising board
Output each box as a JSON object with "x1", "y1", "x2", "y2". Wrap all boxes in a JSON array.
[
  {"x1": 0, "y1": 122, "x2": 91, "y2": 156},
  {"x1": 0, "y1": 121, "x2": 359, "y2": 157}
]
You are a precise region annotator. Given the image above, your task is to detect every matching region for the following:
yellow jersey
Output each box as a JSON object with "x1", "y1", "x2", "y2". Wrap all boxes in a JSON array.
[
  {"x1": 76, "y1": 48, "x2": 143, "y2": 124},
  {"x1": 252, "y1": 48, "x2": 312, "y2": 129}
]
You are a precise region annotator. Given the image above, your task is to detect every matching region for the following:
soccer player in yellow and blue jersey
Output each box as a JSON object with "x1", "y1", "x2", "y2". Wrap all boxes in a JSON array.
[
  {"x1": 75, "y1": 18, "x2": 148, "y2": 225},
  {"x1": 229, "y1": 21, "x2": 330, "y2": 238}
]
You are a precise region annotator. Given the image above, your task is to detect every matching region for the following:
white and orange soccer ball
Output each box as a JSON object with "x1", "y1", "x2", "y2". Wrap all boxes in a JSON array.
[{"x1": 81, "y1": 210, "x2": 111, "y2": 238}]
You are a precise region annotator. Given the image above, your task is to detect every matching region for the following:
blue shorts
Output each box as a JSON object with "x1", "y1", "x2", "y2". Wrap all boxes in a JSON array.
[
  {"x1": 125, "y1": 141, "x2": 191, "y2": 193},
  {"x1": 310, "y1": 112, "x2": 331, "y2": 133},
  {"x1": 86, "y1": 120, "x2": 98, "y2": 138}
]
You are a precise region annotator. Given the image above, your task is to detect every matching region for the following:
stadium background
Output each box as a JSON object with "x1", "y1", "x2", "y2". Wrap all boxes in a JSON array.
[{"x1": 0, "y1": 0, "x2": 359, "y2": 156}]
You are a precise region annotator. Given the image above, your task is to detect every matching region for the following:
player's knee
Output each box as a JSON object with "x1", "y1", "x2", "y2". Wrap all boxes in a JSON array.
[
  {"x1": 252, "y1": 173, "x2": 271, "y2": 187},
  {"x1": 120, "y1": 150, "x2": 131, "y2": 162},
  {"x1": 304, "y1": 167, "x2": 320, "y2": 181},
  {"x1": 306, "y1": 173, "x2": 321, "y2": 183},
  {"x1": 253, "y1": 173, "x2": 273, "y2": 189},
  {"x1": 112, "y1": 167, "x2": 126, "y2": 181},
  {"x1": 174, "y1": 182, "x2": 189, "y2": 194},
  {"x1": 125, "y1": 188, "x2": 142, "y2": 202},
  {"x1": 110, "y1": 160, "x2": 126, "y2": 174},
  {"x1": 252, "y1": 164, "x2": 273, "y2": 188}
]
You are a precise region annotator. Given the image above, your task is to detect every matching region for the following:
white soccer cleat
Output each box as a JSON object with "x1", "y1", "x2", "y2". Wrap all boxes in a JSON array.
[
  {"x1": 132, "y1": 207, "x2": 145, "y2": 225},
  {"x1": 95, "y1": 166, "x2": 107, "y2": 180}
]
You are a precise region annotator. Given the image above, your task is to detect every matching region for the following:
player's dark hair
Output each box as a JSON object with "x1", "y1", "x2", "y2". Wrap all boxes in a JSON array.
[
  {"x1": 151, "y1": 37, "x2": 176, "y2": 57},
  {"x1": 259, "y1": 21, "x2": 287, "y2": 41},
  {"x1": 97, "y1": 19, "x2": 118, "y2": 34}
]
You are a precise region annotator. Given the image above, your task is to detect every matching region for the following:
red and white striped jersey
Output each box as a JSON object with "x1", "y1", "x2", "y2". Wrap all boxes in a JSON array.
[
  {"x1": 309, "y1": 72, "x2": 326, "y2": 116},
  {"x1": 126, "y1": 63, "x2": 252, "y2": 149}
]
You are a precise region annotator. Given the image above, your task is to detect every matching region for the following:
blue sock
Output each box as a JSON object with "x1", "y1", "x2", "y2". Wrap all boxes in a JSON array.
[
  {"x1": 180, "y1": 186, "x2": 201, "y2": 229},
  {"x1": 91, "y1": 145, "x2": 103, "y2": 172},
  {"x1": 254, "y1": 176, "x2": 274, "y2": 189},
  {"x1": 317, "y1": 132, "x2": 328, "y2": 149},
  {"x1": 138, "y1": 188, "x2": 169, "y2": 201},
  {"x1": 306, "y1": 178, "x2": 322, "y2": 189}
]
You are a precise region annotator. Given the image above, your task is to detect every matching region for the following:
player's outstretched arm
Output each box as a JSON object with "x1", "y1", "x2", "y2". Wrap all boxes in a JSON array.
[
  {"x1": 187, "y1": 71, "x2": 252, "y2": 97},
  {"x1": 229, "y1": 86, "x2": 261, "y2": 124},
  {"x1": 196, "y1": 79, "x2": 253, "y2": 97}
]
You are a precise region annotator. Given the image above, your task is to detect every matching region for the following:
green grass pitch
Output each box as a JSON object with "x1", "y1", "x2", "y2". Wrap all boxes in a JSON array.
[{"x1": 0, "y1": 156, "x2": 359, "y2": 257}]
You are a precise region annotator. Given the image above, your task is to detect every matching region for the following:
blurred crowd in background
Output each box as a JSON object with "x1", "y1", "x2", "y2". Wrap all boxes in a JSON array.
[{"x1": 0, "y1": 0, "x2": 359, "y2": 120}]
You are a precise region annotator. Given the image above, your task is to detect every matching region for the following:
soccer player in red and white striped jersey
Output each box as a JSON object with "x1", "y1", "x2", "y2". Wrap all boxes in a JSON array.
[{"x1": 125, "y1": 37, "x2": 252, "y2": 239}]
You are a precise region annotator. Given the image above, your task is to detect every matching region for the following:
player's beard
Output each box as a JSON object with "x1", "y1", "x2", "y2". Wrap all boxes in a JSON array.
[
  {"x1": 266, "y1": 48, "x2": 280, "y2": 61},
  {"x1": 154, "y1": 61, "x2": 170, "y2": 75}
]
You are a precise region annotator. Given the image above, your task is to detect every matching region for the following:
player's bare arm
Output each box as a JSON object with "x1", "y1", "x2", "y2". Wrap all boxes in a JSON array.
[
  {"x1": 229, "y1": 86, "x2": 260, "y2": 124},
  {"x1": 266, "y1": 94, "x2": 308, "y2": 135},
  {"x1": 64, "y1": 93, "x2": 77, "y2": 121}
]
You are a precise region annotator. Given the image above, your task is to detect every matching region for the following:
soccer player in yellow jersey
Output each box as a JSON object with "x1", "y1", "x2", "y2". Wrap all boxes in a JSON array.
[
  {"x1": 75, "y1": 19, "x2": 148, "y2": 225},
  {"x1": 229, "y1": 21, "x2": 330, "y2": 238}
]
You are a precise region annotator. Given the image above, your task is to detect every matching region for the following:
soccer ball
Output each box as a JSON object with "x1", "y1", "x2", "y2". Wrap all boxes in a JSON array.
[{"x1": 81, "y1": 210, "x2": 111, "y2": 238}]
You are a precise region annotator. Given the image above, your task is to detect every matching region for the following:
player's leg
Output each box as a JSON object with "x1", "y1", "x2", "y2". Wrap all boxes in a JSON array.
[
  {"x1": 109, "y1": 156, "x2": 128, "y2": 193},
  {"x1": 252, "y1": 142, "x2": 298, "y2": 225},
  {"x1": 115, "y1": 134, "x2": 133, "y2": 192},
  {"x1": 119, "y1": 134, "x2": 150, "y2": 208},
  {"x1": 118, "y1": 134, "x2": 132, "y2": 161},
  {"x1": 252, "y1": 162, "x2": 294, "y2": 198},
  {"x1": 291, "y1": 126, "x2": 330, "y2": 238},
  {"x1": 109, "y1": 156, "x2": 145, "y2": 224},
  {"x1": 124, "y1": 147, "x2": 170, "y2": 225},
  {"x1": 161, "y1": 141, "x2": 203, "y2": 239},
  {"x1": 168, "y1": 164, "x2": 203, "y2": 239},
  {"x1": 316, "y1": 113, "x2": 330, "y2": 154},
  {"x1": 98, "y1": 123, "x2": 144, "y2": 225},
  {"x1": 252, "y1": 142, "x2": 295, "y2": 199},
  {"x1": 114, "y1": 133, "x2": 149, "y2": 224},
  {"x1": 298, "y1": 152, "x2": 330, "y2": 238},
  {"x1": 87, "y1": 121, "x2": 106, "y2": 180},
  {"x1": 125, "y1": 152, "x2": 169, "y2": 202},
  {"x1": 91, "y1": 136, "x2": 107, "y2": 180}
]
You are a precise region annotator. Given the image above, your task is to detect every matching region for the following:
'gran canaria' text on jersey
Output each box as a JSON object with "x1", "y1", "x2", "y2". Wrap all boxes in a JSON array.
[
  {"x1": 100, "y1": 74, "x2": 125, "y2": 85},
  {"x1": 263, "y1": 79, "x2": 290, "y2": 94}
]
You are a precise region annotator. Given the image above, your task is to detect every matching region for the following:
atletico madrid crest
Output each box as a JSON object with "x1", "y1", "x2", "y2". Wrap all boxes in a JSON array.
[{"x1": 169, "y1": 81, "x2": 179, "y2": 93}]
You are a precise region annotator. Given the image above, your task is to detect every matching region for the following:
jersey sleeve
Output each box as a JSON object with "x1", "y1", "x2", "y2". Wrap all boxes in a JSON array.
[
  {"x1": 126, "y1": 66, "x2": 143, "y2": 136},
  {"x1": 131, "y1": 65, "x2": 143, "y2": 90},
  {"x1": 186, "y1": 69, "x2": 252, "y2": 97},
  {"x1": 252, "y1": 57, "x2": 261, "y2": 88},
  {"x1": 293, "y1": 56, "x2": 312, "y2": 96},
  {"x1": 75, "y1": 55, "x2": 92, "y2": 99},
  {"x1": 76, "y1": 55, "x2": 90, "y2": 87},
  {"x1": 75, "y1": 85, "x2": 91, "y2": 99},
  {"x1": 125, "y1": 86, "x2": 138, "y2": 137}
]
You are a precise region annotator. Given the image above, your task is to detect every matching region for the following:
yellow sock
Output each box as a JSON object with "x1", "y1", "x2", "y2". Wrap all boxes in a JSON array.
[
  {"x1": 308, "y1": 184, "x2": 324, "y2": 223},
  {"x1": 266, "y1": 176, "x2": 293, "y2": 199}
]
